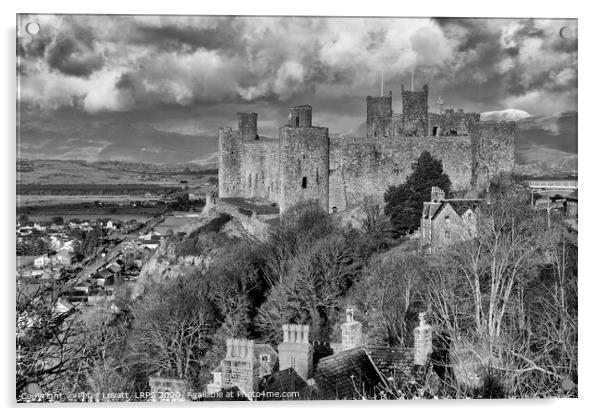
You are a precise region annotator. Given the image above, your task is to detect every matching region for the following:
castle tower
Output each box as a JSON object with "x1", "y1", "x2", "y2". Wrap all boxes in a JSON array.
[
  {"x1": 278, "y1": 324, "x2": 314, "y2": 381},
  {"x1": 401, "y1": 84, "x2": 429, "y2": 136},
  {"x1": 366, "y1": 91, "x2": 393, "y2": 137},
  {"x1": 238, "y1": 112, "x2": 258, "y2": 140},
  {"x1": 340, "y1": 308, "x2": 362, "y2": 350},
  {"x1": 218, "y1": 126, "x2": 242, "y2": 198},
  {"x1": 286, "y1": 105, "x2": 312, "y2": 127},
  {"x1": 279, "y1": 105, "x2": 329, "y2": 214}
]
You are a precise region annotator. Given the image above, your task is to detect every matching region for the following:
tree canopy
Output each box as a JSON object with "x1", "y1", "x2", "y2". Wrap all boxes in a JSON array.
[{"x1": 384, "y1": 151, "x2": 451, "y2": 237}]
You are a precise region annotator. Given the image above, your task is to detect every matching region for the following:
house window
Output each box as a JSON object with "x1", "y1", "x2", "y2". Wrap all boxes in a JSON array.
[
  {"x1": 302, "y1": 177, "x2": 307, "y2": 189},
  {"x1": 295, "y1": 116, "x2": 300, "y2": 126},
  {"x1": 445, "y1": 215, "x2": 450, "y2": 224}
]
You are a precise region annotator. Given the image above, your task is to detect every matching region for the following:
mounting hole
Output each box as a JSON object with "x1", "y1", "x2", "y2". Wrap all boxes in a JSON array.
[{"x1": 25, "y1": 22, "x2": 40, "y2": 35}]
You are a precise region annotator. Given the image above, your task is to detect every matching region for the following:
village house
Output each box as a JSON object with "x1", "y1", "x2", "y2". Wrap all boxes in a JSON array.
[
  {"x1": 55, "y1": 248, "x2": 76, "y2": 266},
  {"x1": 203, "y1": 309, "x2": 435, "y2": 400},
  {"x1": 420, "y1": 186, "x2": 480, "y2": 253}
]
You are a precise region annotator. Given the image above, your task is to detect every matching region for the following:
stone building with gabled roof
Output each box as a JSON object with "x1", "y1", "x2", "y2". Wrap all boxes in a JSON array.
[{"x1": 420, "y1": 186, "x2": 480, "y2": 253}]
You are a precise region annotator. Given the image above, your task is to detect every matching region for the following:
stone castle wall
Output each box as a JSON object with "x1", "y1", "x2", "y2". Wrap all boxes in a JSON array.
[
  {"x1": 279, "y1": 126, "x2": 330, "y2": 213},
  {"x1": 329, "y1": 135, "x2": 476, "y2": 212},
  {"x1": 218, "y1": 85, "x2": 516, "y2": 215},
  {"x1": 474, "y1": 121, "x2": 517, "y2": 186}
]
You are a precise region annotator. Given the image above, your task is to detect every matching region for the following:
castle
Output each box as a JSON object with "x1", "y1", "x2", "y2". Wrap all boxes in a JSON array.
[{"x1": 218, "y1": 83, "x2": 516, "y2": 214}]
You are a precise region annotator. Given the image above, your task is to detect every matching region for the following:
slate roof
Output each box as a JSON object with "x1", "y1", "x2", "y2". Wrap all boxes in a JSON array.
[
  {"x1": 313, "y1": 347, "x2": 386, "y2": 400},
  {"x1": 257, "y1": 368, "x2": 310, "y2": 400},
  {"x1": 364, "y1": 346, "x2": 415, "y2": 382},
  {"x1": 431, "y1": 200, "x2": 480, "y2": 220}
]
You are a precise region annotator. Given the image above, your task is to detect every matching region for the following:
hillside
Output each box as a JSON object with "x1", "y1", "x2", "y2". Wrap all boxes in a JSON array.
[{"x1": 16, "y1": 159, "x2": 217, "y2": 186}]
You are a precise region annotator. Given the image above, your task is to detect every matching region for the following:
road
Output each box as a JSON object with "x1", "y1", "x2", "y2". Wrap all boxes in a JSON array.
[{"x1": 75, "y1": 210, "x2": 170, "y2": 281}]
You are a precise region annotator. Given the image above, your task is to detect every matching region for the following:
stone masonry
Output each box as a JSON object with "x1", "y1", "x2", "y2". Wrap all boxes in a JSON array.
[{"x1": 217, "y1": 82, "x2": 516, "y2": 215}]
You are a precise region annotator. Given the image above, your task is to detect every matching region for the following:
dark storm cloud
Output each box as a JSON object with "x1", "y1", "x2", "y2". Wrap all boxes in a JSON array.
[
  {"x1": 132, "y1": 17, "x2": 244, "y2": 53},
  {"x1": 17, "y1": 15, "x2": 577, "y2": 164},
  {"x1": 46, "y1": 36, "x2": 105, "y2": 77}
]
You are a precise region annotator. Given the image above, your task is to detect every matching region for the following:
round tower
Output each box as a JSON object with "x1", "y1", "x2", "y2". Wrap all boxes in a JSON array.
[
  {"x1": 218, "y1": 127, "x2": 242, "y2": 198},
  {"x1": 279, "y1": 106, "x2": 329, "y2": 214}
]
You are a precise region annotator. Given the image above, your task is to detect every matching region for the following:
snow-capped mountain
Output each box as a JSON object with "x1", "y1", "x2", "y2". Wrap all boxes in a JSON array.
[{"x1": 480, "y1": 109, "x2": 532, "y2": 122}]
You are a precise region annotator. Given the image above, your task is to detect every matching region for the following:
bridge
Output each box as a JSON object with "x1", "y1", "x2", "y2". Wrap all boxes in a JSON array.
[{"x1": 525, "y1": 180, "x2": 578, "y2": 190}]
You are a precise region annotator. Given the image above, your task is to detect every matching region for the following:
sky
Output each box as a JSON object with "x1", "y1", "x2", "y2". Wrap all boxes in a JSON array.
[{"x1": 16, "y1": 15, "x2": 578, "y2": 165}]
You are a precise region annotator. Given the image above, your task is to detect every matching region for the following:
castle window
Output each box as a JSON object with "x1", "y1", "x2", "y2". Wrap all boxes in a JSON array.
[
  {"x1": 302, "y1": 177, "x2": 307, "y2": 189},
  {"x1": 302, "y1": 154, "x2": 306, "y2": 159},
  {"x1": 445, "y1": 230, "x2": 450, "y2": 239},
  {"x1": 248, "y1": 174, "x2": 252, "y2": 189},
  {"x1": 295, "y1": 116, "x2": 300, "y2": 126},
  {"x1": 445, "y1": 215, "x2": 450, "y2": 224},
  {"x1": 450, "y1": 129, "x2": 458, "y2": 136},
  {"x1": 316, "y1": 169, "x2": 319, "y2": 185},
  {"x1": 433, "y1": 127, "x2": 439, "y2": 136},
  {"x1": 332, "y1": 206, "x2": 338, "y2": 213}
]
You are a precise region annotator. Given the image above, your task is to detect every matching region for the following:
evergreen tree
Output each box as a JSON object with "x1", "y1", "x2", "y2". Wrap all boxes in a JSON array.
[{"x1": 384, "y1": 151, "x2": 451, "y2": 237}]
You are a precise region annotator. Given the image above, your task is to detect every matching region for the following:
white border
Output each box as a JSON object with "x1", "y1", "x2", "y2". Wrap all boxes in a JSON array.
[{"x1": 2, "y1": 1, "x2": 597, "y2": 415}]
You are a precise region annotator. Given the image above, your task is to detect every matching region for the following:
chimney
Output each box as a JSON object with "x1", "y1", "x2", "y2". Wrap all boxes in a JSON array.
[
  {"x1": 341, "y1": 307, "x2": 362, "y2": 350},
  {"x1": 219, "y1": 338, "x2": 256, "y2": 393},
  {"x1": 278, "y1": 324, "x2": 313, "y2": 381},
  {"x1": 413, "y1": 312, "x2": 433, "y2": 366},
  {"x1": 431, "y1": 186, "x2": 445, "y2": 203}
]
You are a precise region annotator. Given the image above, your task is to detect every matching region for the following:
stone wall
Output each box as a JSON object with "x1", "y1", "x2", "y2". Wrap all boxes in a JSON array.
[
  {"x1": 239, "y1": 139, "x2": 280, "y2": 201},
  {"x1": 329, "y1": 135, "x2": 474, "y2": 212},
  {"x1": 473, "y1": 121, "x2": 517, "y2": 187},
  {"x1": 279, "y1": 126, "x2": 329, "y2": 213},
  {"x1": 218, "y1": 127, "x2": 242, "y2": 198},
  {"x1": 286, "y1": 105, "x2": 313, "y2": 127},
  {"x1": 424, "y1": 203, "x2": 477, "y2": 251},
  {"x1": 366, "y1": 93, "x2": 393, "y2": 138},
  {"x1": 238, "y1": 112, "x2": 258, "y2": 141},
  {"x1": 218, "y1": 127, "x2": 280, "y2": 203},
  {"x1": 401, "y1": 84, "x2": 429, "y2": 136},
  {"x1": 429, "y1": 109, "x2": 480, "y2": 137}
]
